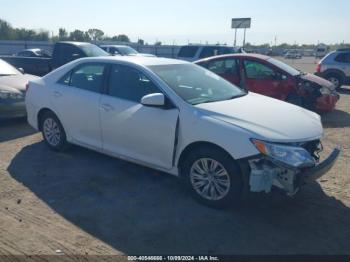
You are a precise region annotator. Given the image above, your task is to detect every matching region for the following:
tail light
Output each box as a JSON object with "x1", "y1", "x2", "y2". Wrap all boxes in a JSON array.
[{"x1": 316, "y1": 64, "x2": 321, "y2": 73}]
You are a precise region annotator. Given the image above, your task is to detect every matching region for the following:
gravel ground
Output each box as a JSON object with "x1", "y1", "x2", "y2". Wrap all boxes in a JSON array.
[{"x1": 0, "y1": 57, "x2": 349, "y2": 257}]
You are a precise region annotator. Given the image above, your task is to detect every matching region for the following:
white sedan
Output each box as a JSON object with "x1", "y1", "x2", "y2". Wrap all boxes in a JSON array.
[{"x1": 25, "y1": 56, "x2": 340, "y2": 208}]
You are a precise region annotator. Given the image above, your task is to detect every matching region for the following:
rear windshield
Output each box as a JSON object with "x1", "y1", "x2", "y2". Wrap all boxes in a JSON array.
[
  {"x1": 81, "y1": 44, "x2": 109, "y2": 57},
  {"x1": 117, "y1": 46, "x2": 138, "y2": 55},
  {"x1": 178, "y1": 46, "x2": 199, "y2": 58}
]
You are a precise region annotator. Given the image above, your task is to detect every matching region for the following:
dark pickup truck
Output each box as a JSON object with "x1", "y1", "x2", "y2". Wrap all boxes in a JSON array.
[{"x1": 0, "y1": 42, "x2": 109, "y2": 76}]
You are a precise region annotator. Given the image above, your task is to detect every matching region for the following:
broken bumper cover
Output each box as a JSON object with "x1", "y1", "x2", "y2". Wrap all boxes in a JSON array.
[
  {"x1": 302, "y1": 146, "x2": 341, "y2": 181},
  {"x1": 247, "y1": 145, "x2": 341, "y2": 195}
]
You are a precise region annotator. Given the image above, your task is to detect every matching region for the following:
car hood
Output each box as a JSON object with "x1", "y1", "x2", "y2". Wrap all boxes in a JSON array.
[
  {"x1": 129, "y1": 53, "x2": 156, "y2": 57},
  {"x1": 195, "y1": 92, "x2": 323, "y2": 142},
  {"x1": 300, "y1": 73, "x2": 335, "y2": 90},
  {"x1": 0, "y1": 74, "x2": 39, "y2": 92}
]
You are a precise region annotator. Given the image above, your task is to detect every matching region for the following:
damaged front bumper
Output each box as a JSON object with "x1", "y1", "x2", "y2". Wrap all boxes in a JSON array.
[
  {"x1": 247, "y1": 146, "x2": 341, "y2": 196},
  {"x1": 302, "y1": 146, "x2": 341, "y2": 181}
]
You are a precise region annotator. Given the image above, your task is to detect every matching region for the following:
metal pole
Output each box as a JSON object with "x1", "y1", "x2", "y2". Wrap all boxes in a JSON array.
[
  {"x1": 235, "y1": 29, "x2": 237, "y2": 47},
  {"x1": 243, "y1": 28, "x2": 246, "y2": 47}
]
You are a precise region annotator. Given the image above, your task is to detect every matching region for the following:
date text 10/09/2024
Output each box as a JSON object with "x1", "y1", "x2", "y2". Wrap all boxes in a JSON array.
[{"x1": 127, "y1": 256, "x2": 220, "y2": 261}]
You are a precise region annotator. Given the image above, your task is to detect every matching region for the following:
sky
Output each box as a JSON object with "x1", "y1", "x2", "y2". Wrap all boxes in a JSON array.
[{"x1": 0, "y1": 0, "x2": 349, "y2": 45}]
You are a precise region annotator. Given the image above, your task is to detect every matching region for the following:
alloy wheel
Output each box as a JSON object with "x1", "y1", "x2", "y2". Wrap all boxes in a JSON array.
[
  {"x1": 190, "y1": 158, "x2": 231, "y2": 201},
  {"x1": 43, "y1": 118, "x2": 61, "y2": 146}
]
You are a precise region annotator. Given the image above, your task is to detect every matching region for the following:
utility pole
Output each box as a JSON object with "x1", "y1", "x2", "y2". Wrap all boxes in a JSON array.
[
  {"x1": 234, "y1": 28, "x2": 237, "y2": 47},
  {"x1": 243, "y1": 28, "x2": 246, "y2": 47}
]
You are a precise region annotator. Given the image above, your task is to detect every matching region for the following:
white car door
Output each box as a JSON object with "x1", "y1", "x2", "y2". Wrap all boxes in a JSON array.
[
  {"x1": 51, "y1": 63, "x2": 106, "y2": 149},
  {"x1": 100, "y1": 64, "x2": 179, "y2": 170}
]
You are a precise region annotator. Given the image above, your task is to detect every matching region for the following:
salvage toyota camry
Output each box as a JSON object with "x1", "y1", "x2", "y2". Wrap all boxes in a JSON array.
[{"x1": 25, "y1": 56, "x2": 340, "y2": 208}]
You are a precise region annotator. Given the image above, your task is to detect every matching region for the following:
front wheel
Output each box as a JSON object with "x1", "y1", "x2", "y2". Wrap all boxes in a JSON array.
[{"x1": 182, "y1": 147, "x2": 243, "y2": 208}]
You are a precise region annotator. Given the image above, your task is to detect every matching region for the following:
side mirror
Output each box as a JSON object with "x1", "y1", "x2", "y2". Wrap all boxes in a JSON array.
[
  {"x1": 141, "y1": 93, "x2": 165, "y2": 107},
  {"x1": 18, "y1": 68, "x2": 25, "y2": 74}
]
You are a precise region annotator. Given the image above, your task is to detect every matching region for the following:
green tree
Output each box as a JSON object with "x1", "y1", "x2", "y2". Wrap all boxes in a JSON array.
[
  {"x1": 114, "y1": 34, "x2": 130, "y2": 42},
  {"x1": 87, "y1": 29, "x2": 104, "y2": 41},
  {"x1": 0, "y1": 19, "x2": 14, "y2": 40},
  {"x1": 58, "y1": 28, "x2": 68, "y2": 41},
  {"x1": 69, "y1": 30, "x2": 89, "y2": 41}
]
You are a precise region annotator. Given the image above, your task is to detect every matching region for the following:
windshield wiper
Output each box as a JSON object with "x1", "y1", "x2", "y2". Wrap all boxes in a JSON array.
[{"x1": 193, "y1": 93, "x2": 247, "y2": 105}]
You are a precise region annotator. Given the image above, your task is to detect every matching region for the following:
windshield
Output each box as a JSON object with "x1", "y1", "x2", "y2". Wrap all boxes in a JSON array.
[
  {"x1": 34, "y1": 49, "x2": 52, "y2": 58},
  {"x1": 117, "y1": 46, "x2": 138, "y2": 55},
  {"x1": 81, "y1": 44, "x2": 109, "y2": 57},
  {"x1": 148, "y1": 64, "x2": 246, "y2": 105},
  {"x1": 0, "y1": 59, "x2": 20, "y2": 76},
  {"x1": 268, "y1": 58, "x2": 300, "y2": 76}
]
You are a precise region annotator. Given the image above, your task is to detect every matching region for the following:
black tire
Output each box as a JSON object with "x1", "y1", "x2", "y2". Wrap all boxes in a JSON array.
[
  {"x1": 325, "y1": 73, "x2": 343, "y2": 90},
  {"x1": 40, "y1": 111, "x2": 69, "y2": 152},
  {"x1": 181, "y1": 146, "x2": 244, "y2": 209},
  {"x1": 286, "y1": 93, "x2": 303, "y2": 107}
]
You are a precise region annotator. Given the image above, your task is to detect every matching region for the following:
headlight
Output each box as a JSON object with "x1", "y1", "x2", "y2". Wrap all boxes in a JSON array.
[
  {"x1": 319, "y1": 86, "x2": 331, "y2": 95},
  {"x1": 251, "y1": 139, "x2": 316, "y2": 169},
  {"x1": 0, "y1": 90, "x2": 23, "y2": 100}
]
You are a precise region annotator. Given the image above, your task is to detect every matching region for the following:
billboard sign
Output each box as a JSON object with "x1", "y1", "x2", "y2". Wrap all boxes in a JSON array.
[{"x1": 231, "y1": 18, "x2": 251, "y2": 29}]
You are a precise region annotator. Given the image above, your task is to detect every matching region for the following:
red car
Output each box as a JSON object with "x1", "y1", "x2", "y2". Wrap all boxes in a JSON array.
[{"x1": 195, "y1": 54, "x2": 339, "y2": 113}]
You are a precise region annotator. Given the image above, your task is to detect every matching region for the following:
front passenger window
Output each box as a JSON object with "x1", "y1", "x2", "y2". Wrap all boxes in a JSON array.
[
  {"x1": 108, "y1": 65, "x2": 160, "y2": 102},
  {"x1": 244, "y1": 60, "x2": 277, "y2": 80}
]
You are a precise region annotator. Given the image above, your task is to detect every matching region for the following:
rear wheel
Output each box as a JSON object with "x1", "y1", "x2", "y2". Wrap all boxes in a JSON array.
[
  {"x1": 182, "y1": 147, "x2": 243, "y2": 208},
  {"x1": 40, "y1": 111, "x2": 68, "y2": 151},
  {"x1": 326, "y1": 73, "x2": 343, "y2": 89}
]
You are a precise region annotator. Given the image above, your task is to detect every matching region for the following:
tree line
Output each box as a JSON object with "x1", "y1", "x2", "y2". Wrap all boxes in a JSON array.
[{"x1": 0, "y1": 18, "x2": 140, "y2": 44}]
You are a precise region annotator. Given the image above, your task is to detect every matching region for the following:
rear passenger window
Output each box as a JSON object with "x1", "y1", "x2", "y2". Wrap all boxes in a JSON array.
[
  {"x1": 108, "y1": 65, "x2": 160, "y2": 102},
  {"x1": 58, "y1": 71, "x2": 71, "y2": 85},
  {"x1": 57, "y1": 64, "x2": 105, "y2": 93},
  {"x1": 199, "y1": 47, "x2": 220, "y2": 59},
  {"x1": 207, "y1": 59, "x2": 239, "y2": 75},
  {"x1": 178, "y1": 46, "x2": 199, "y2": 58},
  {"x1": 335, "y1": 53, "x2": 350, "y2": 63}
]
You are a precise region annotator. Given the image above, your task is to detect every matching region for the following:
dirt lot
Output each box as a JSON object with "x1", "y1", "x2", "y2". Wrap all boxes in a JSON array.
[{"x1": 0, "y1": 57, "x2": 350, "y2": 257}]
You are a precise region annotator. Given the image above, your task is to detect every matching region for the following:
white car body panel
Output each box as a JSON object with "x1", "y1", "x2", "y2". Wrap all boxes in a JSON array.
[
  {"x1": 100, "y1": 94, "x2": 179, "y2": 170},
  {"x1": 195, "y1": 92, "x2": 323, "y2": 142},
  {"x1": 50, "y1": 83, "x2": 102, "y2": 149},
  {"x1": 26, "y1": 56, "x2": 324, "y2": 177}
]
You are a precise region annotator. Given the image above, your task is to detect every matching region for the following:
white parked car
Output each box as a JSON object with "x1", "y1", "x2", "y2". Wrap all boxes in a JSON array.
[{"x1": 25, "y1": 56, "x2": 340, "y2": 208}]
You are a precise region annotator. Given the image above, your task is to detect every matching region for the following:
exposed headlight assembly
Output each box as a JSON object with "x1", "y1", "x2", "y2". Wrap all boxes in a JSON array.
[
  {"x1": 319, "y1": 86, "x2": 331, "y2": 95},
  {"x1": 0, "y1": 90, "x2": 23, "y2": 100},
  {"x1": 251, "y1": 139, "x2": 316, "y2": 169}
]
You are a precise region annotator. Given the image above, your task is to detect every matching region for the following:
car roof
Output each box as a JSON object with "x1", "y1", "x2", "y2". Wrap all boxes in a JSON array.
[
  {"x1": 100, "y1": 45, "x2": 131, "y2": 48},
  {"x1": 76, "y1": 56, "x2": 189, "y2": 66},
  {"x1": 58, "y1": 41, "x2": 92, "y2": 46},
  {"x1": 335, "y1": 48, "x2": 350, "y2": 52},
  {"x1": 180, "y1": 45, "x2": 233, "y2": 48},
  {"x1": 195, "y1": 53, "x2": 271, "y2": 63}
]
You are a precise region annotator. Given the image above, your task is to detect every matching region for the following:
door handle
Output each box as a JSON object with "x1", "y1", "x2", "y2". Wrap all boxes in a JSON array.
[
  {"x1": 100, "y1": 104, "x2": 114, "y2": 112},
  {"x1": 53, "y1": 91, "x2": 62, "y2": 98}
]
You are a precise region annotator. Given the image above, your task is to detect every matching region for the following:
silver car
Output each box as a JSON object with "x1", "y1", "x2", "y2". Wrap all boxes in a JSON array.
[
  {"x1": 316, "y1": 48, "x2": 350, "y2": 89},
  {"x1": 0, "y1": 59, "x2": 38, "y2": 119}
]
